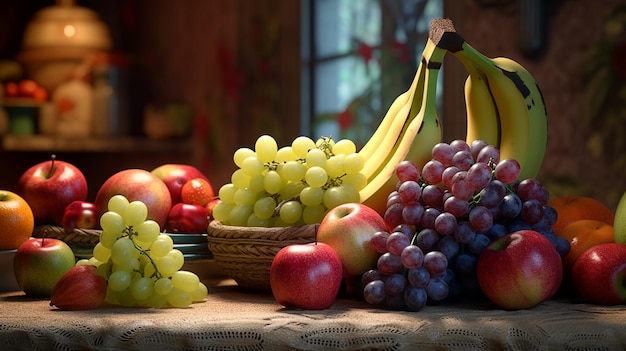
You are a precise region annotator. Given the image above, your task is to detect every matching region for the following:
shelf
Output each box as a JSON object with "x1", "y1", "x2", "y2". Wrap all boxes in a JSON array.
[{"x1": 1, "y1": 135, "x2": 194, "y2": 153}]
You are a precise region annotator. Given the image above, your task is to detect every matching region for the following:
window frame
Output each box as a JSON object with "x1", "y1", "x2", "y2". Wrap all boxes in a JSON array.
[{"x1": 300, "y1": 0, "x2": 466, "y2": 143}]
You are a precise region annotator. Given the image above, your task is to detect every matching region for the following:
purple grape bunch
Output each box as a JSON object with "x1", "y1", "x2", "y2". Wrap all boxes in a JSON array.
[
  {"x1": 361, "y1": 139, "x2": 570, "y2": 311},
  {"x1": 362, "y1": 226, "x2": 451, "y2": 311}
]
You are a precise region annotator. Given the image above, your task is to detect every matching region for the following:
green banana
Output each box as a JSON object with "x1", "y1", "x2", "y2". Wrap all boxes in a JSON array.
[{"x1": 360, "y1": 38, "x2": 446, "y2": 214}]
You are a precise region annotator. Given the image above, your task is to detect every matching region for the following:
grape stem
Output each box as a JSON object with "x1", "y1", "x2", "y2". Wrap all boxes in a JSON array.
[
  {"x1": 317, "y1": 136, "x2": 335, "y2": 158},
  {"x1": 123, "y1": 226, "x2": 163, "y2": 280},
  {"x1": 273, "y1": 195, "x2": 300, "y2": 217},
  {"x1": 265, "y1": 161, "x2": 281, "y2": 171},
  {"x1": 325, "y1": 174, "x2": 347, "y2": 188}
]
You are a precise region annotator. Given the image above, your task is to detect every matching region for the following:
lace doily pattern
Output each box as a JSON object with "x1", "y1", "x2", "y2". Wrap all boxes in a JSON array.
[{"x1": 1, "y1": 279, "x2": 626, "y2": 350}]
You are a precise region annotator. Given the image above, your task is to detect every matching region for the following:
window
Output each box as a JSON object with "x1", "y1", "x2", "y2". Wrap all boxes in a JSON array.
[{"x1": 301, "y1": 0, "x2": 445, "y2": 147}]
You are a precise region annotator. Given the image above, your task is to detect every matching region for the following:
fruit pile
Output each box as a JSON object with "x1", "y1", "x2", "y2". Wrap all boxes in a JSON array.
[
  {"x1": 361, "y1": 139, "x2": 569, "y2": 311},
  {"x1": 1, "y1": 160, "x2": 218, "y2": 310},
  {"x1": 213, "y1": 135, "x2": 366, "y2": 226},
  {"x1": 203, "y1": 19, "x2": 624, "y2": 312},
  {"x1": 213, "y1": 19, "x2": 551, "y2": 225},
  {"x1": 1, "y1": 16, "x2": 625, "y2": 316},
  {"x1": 3, "y1": 79, "x2": 48, "y2": 101},
  {"x1": 76, "y1": 195, "x2": 208, "y2": 308}
]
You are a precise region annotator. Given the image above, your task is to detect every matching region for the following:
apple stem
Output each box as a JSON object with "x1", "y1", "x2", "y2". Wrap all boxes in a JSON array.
[
  {"x1": 314, "y1": 224, "x2": 319, "y2": 245},
  {"x1": 48, "y1": 154, "x2": 56, "y2": 178}
]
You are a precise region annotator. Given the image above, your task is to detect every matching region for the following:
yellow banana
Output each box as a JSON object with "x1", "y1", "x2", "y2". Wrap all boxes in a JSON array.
[
  {"x1": 358, "y1": 52, "x2": 426, "y2": 180},
  {"x1": 358, "y1": 90, "x2": 411, "y2": 179},
  {"x1": 427, "y1": 18, "x2": 530, "y2": 176},
  {"x1": 360, "y1": 39, "x2": 446, "y2": 214},
  {"x1": 455, "y1": 49, "x2": 530, "y2": 173},
  {"x1": 429, "y1": 18, "x2": 546, "y2": 179},
  {"x1": 462, "y1": 61, "x2": 501, "y2": 148},
  {"x1": 491, "y1": 57, "x2": 548, "y2": 180},
  {"x1": 361, "y1": 57, "x2": 427, "y2": 184}
]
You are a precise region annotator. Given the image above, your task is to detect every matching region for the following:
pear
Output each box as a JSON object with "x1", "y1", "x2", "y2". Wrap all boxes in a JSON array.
[
  {"x1": 614, "y1": 191, "x2": 626, "y2": 245},
  {"x1": 50, "y1": 265, "x2": 107, "y2": 310}
]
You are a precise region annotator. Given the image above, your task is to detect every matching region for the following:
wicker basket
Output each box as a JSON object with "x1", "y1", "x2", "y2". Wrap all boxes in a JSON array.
[
  {"x1": 32, "y1": 225, "x2": 101, "y2": 246},
  {"x1": 206, "y1": 220, "x2": 317, "y2": 291},
  {"x1": 31, "y1": 225, "x2": 102, "y2": 258}
]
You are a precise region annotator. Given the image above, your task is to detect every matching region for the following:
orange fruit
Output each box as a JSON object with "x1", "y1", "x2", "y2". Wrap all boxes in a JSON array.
[
  {"x1": 181, "y1": 178, "x2": 215, "y2": 207},
  {"x1": 0, "y1": 190, "x2": 35, "y2": 250},
  {"x1": 548, "y1": 196, "x2": 615, "y2": 235},
  {"x1": 557, "y1": 219, "x2": 614, "y2": 273}
]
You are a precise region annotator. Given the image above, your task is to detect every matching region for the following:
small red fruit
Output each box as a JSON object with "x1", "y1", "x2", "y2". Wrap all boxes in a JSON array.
[
  {"x1": 167, "y1": 203, "x2": 209, "y2": 233},
  {"x1": 61, "y1": 200, "x2": 98, "y2": 232},
  {"x1": 32, "y1": 86, "x2": 48, "y2": 101},
  {"x1": 18, "y1": 80, "x2": 39, "y2": 98},
  {"x1": 181, "y1": 178, "x2": 214, "y2": 207},
  {"x1": 4, "y1": 82, "x2": 19, "y2": 97},
  {"x1": 50, "y1": 265, "x2": 107, "y2": 310}
]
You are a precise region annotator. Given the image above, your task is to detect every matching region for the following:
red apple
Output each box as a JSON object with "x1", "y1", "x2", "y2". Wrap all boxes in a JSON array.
[
  {"x1": 316, "y1": 203, "x2": 387, "y2": 278},
  {"x1": 94, "y1": 169, "x2": 172, "y2": 228},
  {"x1": 17, "y1": 155, "x2": 88, "y2": 225},
  {"x1": 270, "y1": 242, "x2": 343, "y2": 310},
  {"x1": 61, "y1": 201, "x2": 97, "y2": 232},
  {"x1": 50, "y1": 264, "x2": 107, "y2": 310},
  {"x1": 571, "y1": 243, "x2": 626, "y2": 305},
  {"x1": 151, "y1": 164, "x2": 211, "y2": 205},
  {"x1": 14, "y1": 237, "x2": 76, "y2": 297},
  {"x1": 477, "y1": 230, "x2": 563, "y2": 310},
  {"x1": 166, "y1": 203, "x2": 209, "y2": 234}
]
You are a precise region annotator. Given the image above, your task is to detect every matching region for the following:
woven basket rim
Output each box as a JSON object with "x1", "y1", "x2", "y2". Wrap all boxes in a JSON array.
[
  {"x1": 32, "y1": 224, "x2": 101, "y2": 246},
  {"x1": 207, "y1": 220, "x2": 318, "y2": 241}
]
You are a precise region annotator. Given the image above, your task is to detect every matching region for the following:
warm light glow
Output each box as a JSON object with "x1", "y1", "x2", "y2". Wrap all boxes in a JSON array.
[{"x1": 63, "y1": 24, "x2": 76, "y2": 38}]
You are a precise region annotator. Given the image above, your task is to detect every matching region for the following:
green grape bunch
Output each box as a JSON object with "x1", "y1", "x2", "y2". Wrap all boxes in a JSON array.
[
  {"x1": 213, "y1": 135, "x2": 367, "y2": 227},
  {"x1": 76, "y1": 195, "x2": 208, "y2": 308}
]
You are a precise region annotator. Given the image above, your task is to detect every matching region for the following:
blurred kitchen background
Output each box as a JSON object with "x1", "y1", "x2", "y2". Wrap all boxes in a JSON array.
[{"x1": 0, "y1": 0, "x2": 624, "y2": 210}]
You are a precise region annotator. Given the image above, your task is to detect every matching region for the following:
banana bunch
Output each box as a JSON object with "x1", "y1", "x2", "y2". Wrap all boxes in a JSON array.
[
  {"x1": 354, "y1": 18, "x2": 548, "y2": 215},
  {"x1": 431, "y1": 18, "x2": 548, "y2": 181},
  {"x1": 356, "y1": 37, "x2": 447, "y2": 214}
]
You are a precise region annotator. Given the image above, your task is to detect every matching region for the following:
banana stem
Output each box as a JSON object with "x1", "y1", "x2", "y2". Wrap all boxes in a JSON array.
[
  {"x1": 427, "y1": 18, "x2": 500, "y2": 81},
  {"x1": 454, "y1": 43, "x2": 502, "y2": 78}
]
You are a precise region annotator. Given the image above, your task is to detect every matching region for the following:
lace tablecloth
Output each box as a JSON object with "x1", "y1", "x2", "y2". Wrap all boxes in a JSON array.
[{"x1": 1, "y1": 277, "x2": 625, "y2": 350}]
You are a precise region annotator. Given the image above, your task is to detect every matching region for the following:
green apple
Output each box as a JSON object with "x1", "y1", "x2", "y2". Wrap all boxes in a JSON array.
[
  {"x1": 316, "y1": 203, "x2": 387, "y2": 278},
  {"x1": 14, "y1": 237, "x2": 76, "y2": 297},
  {"x1": 614, "y1": 190, "x2": 626, "y2": 244}
]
